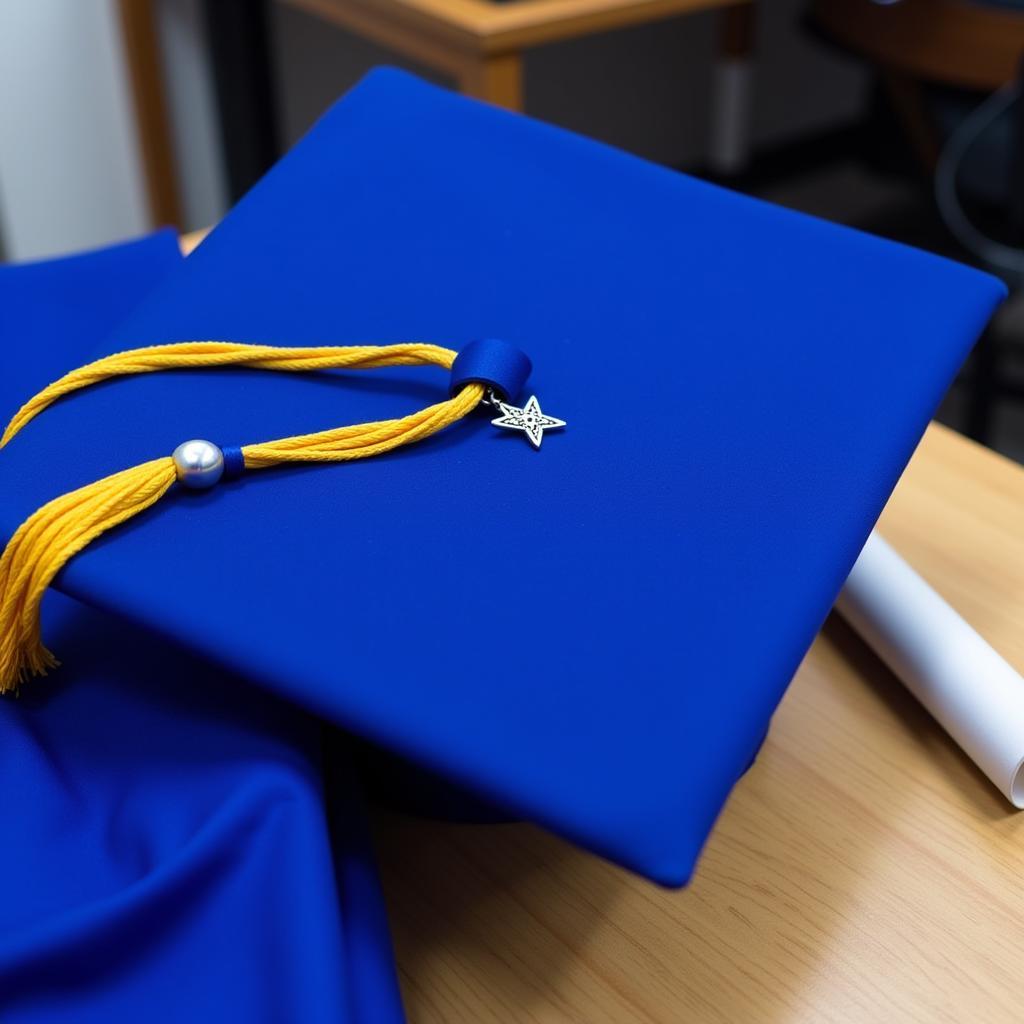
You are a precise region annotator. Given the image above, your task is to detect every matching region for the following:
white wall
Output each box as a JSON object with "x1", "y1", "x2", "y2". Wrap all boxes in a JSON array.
[{"x1": 0, "y1": 0, "x2": 150, "y2": 260}]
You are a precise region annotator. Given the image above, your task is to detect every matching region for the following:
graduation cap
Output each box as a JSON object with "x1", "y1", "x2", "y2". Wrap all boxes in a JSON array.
[
  {"x1": 0, "y1": 235, "x2": 402, "y2": 1023},
  {"x1": 0, "y1": 69, "x2": 1004, "y2": 886}
]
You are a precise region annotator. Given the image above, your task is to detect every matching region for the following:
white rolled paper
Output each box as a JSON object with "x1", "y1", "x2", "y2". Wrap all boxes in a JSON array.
[{"x1": 835, "y1": 531, "x2": 1024, "y2": 807}]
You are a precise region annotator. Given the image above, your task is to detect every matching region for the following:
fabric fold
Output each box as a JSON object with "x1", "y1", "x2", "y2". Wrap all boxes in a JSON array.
[{"x1": 0, "y1": 234, "x2": 402, "y2": 1023}]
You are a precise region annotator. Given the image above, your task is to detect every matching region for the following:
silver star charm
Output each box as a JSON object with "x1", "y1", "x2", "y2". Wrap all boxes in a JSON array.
[{"x1": 490, "y1": 395, "x2": 566, "y2": 449}]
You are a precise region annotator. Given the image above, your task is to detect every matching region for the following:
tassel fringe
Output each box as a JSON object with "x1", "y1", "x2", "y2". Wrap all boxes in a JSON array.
[{"x1": 0, "y1": 458, "x2": 176, "y2": 692}]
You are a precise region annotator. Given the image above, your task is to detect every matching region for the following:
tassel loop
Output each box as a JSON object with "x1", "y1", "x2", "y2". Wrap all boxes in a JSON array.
[
  {"x1": 0, "y1": 341, "x2": 494, "y2": 693},
  {"x1": 0, "y1": 341, "x2": 458, "y2": 447}
]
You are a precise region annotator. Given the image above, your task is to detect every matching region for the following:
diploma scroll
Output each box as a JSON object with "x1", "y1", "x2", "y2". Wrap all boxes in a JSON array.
[{"x1": 836, "y1": 531, "x2": 1024, "y2": 807}]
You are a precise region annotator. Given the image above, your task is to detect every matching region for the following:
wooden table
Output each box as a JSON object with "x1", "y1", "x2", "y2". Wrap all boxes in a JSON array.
[
  {"x1": 282, "y1": 0, "x2": 754, "y2": 111},
  {"x1": 374, "y1": 422, "x2": 1024, "y2": 1023}
]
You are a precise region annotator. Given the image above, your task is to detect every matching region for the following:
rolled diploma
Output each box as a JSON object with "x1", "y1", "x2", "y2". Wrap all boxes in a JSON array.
[{"x1": 835, "y1": 531, "x2": 1024, "y2": 806}]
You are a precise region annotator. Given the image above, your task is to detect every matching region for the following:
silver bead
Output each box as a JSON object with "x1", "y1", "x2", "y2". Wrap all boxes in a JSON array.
[{"x1": 172, "y1": 439, "x2": 224, "y2": 490}]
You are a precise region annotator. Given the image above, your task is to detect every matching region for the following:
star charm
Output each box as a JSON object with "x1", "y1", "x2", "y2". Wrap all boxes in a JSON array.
[{"x1": 490, "y1": 395, "x2": 566, "y2": 449}]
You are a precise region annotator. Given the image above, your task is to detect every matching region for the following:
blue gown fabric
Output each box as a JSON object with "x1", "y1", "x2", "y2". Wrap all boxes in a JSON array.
[
  {"x1": 0, "y1": 234, "x2": 403, "y2": 1023},
  {"x1": 0, "y1": 70, "x2": 1006, "y2": 887}
]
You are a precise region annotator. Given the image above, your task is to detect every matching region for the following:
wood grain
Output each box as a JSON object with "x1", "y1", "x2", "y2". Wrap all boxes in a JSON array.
[{"x1": 376, "y1": 423, "x2": 1024, "y2": 1023}]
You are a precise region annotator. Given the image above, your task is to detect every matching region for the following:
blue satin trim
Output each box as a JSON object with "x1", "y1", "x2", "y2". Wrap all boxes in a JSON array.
[
  {"x1": 449, "y1": 338, "x2": 531, "y2": 402},
  {"x1": 221, "y1": 444, "x2": 246, "y2": 481}
]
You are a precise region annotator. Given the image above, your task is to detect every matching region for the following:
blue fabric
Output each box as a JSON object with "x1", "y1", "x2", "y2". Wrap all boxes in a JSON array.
[
  {"x1": 449, "y1": 338, "x2": 532, "y2": 400},
  {"x1": 0, "y1": 234, "x2": 403, "y2": 1023},
  {"x1": 0, "y1": 70, "x2": 1006, "y2": 886}
]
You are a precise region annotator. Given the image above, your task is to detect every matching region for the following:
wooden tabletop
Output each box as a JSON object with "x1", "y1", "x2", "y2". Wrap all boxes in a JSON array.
[
  {"x1": 375, "y1": 422, "x2": 1024, "y2": 1023},
  {"x1": 285, "y1": 0, "x2": 745, "y2": 54},
  {"x1": 281, "y1": 0, "x2": 750, "y2": 110}
]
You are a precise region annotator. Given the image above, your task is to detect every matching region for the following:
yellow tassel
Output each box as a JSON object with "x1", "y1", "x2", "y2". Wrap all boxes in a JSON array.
[
  {"x1": 0, "y1": 341, "x2": 458, "y2": 446},
  {"x1": 0, "y1": 342, "x2": 485, "y2": 693},
  {"x1": 0, "y1": 458, "x2": 176, "y2": 692}
]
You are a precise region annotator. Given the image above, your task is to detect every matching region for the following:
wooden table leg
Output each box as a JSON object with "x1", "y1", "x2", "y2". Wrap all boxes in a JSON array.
[
  {"x1": 117, "y1": 0, "x2": 182, "y2": 226},
  {"x1": 457, "y1": 52, "x2": 524, "y2": 112}
]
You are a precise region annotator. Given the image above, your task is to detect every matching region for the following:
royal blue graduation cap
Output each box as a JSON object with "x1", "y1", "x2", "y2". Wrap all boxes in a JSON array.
[
  {"x1": 0, "y1": 235, "x2": 402, "y2": 1023},
  {"x1": 0, "y1": 69, "x2": 1004, "y2": 887}
]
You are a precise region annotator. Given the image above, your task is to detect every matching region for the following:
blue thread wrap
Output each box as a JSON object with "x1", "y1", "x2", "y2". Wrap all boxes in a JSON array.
[
  {"x1": 221, "y1": 444, "x2": 246, "y2": 481},
  {"x1": 449, "y1": 338, "x2": 531, "y2": 402}
]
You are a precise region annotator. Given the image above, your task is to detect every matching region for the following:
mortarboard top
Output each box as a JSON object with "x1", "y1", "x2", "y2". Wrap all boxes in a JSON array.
[
  {"x1": 0, "y1": 234, "x2": 402, "y2": 1023},
  {"x1": 0, "y1": 69, "x2": 1005, "y2": 886}
]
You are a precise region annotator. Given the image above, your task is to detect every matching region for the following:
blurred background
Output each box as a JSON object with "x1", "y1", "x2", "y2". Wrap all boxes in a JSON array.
[{"x1": 1, "y1": 0, "x2": 1023, "y2": 454}]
